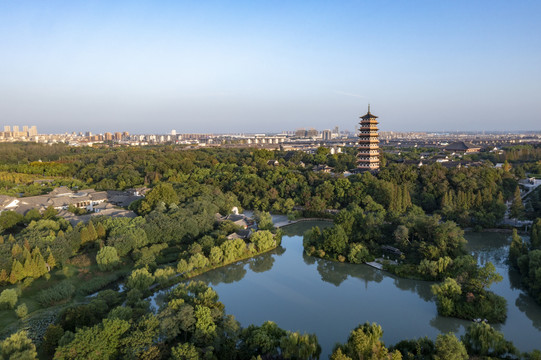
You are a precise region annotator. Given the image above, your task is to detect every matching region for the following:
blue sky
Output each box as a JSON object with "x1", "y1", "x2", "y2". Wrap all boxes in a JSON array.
[{"x1": 0, "y1": 1, "x2": 540, "y2": 134}]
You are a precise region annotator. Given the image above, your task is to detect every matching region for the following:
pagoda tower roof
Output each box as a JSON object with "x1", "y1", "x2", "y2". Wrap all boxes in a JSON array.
[{"x1": 360, "y1": 104, "x2": 378, "y2": 120}]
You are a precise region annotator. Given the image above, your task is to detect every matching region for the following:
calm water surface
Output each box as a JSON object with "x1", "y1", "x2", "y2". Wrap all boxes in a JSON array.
[{"x1": 156, "y1": 222, "x2": 541, "y2": 357}]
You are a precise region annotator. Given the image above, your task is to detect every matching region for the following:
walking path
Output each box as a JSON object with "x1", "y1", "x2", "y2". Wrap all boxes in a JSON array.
[
  {"x1": 274, "y1": 218, "x2": 333, "y2": 228},
  {"x1": 365, "y1": 261, "x2": 383, "y2": 270}
]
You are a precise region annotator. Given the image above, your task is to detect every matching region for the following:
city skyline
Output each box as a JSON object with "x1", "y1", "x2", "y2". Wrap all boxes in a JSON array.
[{"x1": 1, "y1": 1, "x2": 540, "y2": 133}]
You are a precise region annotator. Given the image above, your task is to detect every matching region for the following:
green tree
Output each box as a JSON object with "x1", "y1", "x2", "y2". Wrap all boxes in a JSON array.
[
  {"x1": 509, "y1": 229, "x2": 525, "y2": 267},
  {"x1": 510, "y1": 186, "x2": 525, "y2": 219},
  {"x1": 47, "y1": 250, "x2": 57, "y2": 270},
  {"x1": 126, "y1": 268, "x2": 155, "y2": 291},
  {"x1": 531, "y1": 218, "x2": 541, "y2": 249},
  {"x1": 53, "y1": 318, "x2": 131, "y2": 360},
  {"x1": 280, "y1": 331, "x2": 321, "y2": 360},
  {"x1": 240, "y1": 321, "x2": 286, "y2": 357},
  {"x1": 42, "y1": 325, "x2": 65, "y2": 357},
  {"x1": 31, "y1": 247, "x2": 48, "y2": 278},
  {"x1": 193, "y1": 305, "x2": 216, "y2": 343},
  {"x1": 322, "y1": 225, "x2": 349, "y2": 256},
  {"x1": 15, "y1": 303, "x2": 28, "y2": 318},
  {"x1": 96, "y1": 223, "x2": 107, "y2": 239},
  {"x1": 0, "y1": 330, "x2": 37, "y2": 360},
  {"x1": 331, "y1": 322, "x2": 402, "y2": 360},
  {"x1": 255, "y1": 210, "x2": 274, "y2": 230},
  {"x1": 9, "y1": 259, "x2": 24, "y2": 284},
  {"x1": 177, "y1": 259, "x2": 194, "y2": 274},
  {"x1": 434, "y1": 333, "x2": 467, "y2": 360},
  {"x1": 393, "y1": 225, "x2": 409, "y2": 248},
  {"x1": 189, "y1": 253, "x2": 210, "y2": 270},
  {"x1": 143, "y1": 183, "x2": 179, "y2": 211},
  {"x1": 87, "y1": 222, "x2": 98, "y2": 242},
  {"x1": 462, "y1": 322, "x2": 517, "y2": 358},
  {"x1": 23, "y1": 208, "x2": 41, "y2": 223},
  {"x1": 0, "y1": 210, "x2": 23, "y2": 232},
  {"x1": 120, "y1": 314, "x2": 160, "y2": 359},
  {"x1": 96, "y1": 246, "x2": 120, "y2": 271},
  {"x1": 171, "y1": 342, "x2": 199, "y2": 360},
  {"x1": 251, "y1": 230, "x2": 275, "y2": 252},
  {"x1": 221, "y1": 239, "x2": 246, "y2": 263},
  {"x1": 43, "y1": 206, "x2": 58, "y2": 220},
  {"x1": 348, "y1": 243, "x2": 369, "y2": 264},
  {"x1": 209, "y1": 246, "x2": 223, "y2": 266},
  {"x1": 0, "y1": 288, "x2": 18, "y2": 309},
  {"x1": 431, "y1": 278, "x2": 462, "y2": 316}
]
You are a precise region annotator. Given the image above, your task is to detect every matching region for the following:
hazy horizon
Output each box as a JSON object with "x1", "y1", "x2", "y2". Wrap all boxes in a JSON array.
[{"x1": 1, "y1": 1, "x2": 540, "y2": 134}]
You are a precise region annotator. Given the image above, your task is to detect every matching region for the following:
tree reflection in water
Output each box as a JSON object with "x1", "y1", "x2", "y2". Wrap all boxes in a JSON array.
[
  {"x1": 249, "y1": 247, "x2": 285, "y2": 273},
  {"x1": 315, "y1": 259, "x2": 349, "y2": 287},
  {"x1": 392, "y1": 276, "x2": 434, "y2": 302},
  {"x1": 516, "y1": 293, "x2": 541, "y2": 331},
  {"x1": 205, "y1": 262, "x2": 247, "y2": 285},
  {"x1": 429, "y1": 314, "x2": 466, "y2": 334}
]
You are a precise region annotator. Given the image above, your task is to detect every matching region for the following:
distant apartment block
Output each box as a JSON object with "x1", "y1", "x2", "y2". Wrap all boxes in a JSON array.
[{"x1": 0, "y1": 124, "x2": 38, "y2": 139}]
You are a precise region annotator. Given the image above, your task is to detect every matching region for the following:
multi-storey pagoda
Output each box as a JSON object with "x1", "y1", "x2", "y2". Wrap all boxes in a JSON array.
[{"x1": 357, "y1": 105, "x2": 380, "y2": 171}]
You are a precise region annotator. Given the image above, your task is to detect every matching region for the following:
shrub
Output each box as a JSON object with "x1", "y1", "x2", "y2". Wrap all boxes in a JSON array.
[
  {"x1": 15, "y1": 303, "x2": 28, "y2": 318},
  {"x1": 0, "y1": 288, "x2": 18, "y2": 309},
  {"x1": 66, "y1": 254, "x2": 92, "y2": 267},
  {"x1": 37, "y1": 281, "x2": 75, "y2": 307}
]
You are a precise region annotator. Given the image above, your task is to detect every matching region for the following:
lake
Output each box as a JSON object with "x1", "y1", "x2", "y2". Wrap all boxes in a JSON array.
[{"x1": 156, "y1": 222, "x2": 541, "y2": 358}]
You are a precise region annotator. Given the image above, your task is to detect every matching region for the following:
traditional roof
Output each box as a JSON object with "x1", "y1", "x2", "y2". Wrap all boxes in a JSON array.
[
  {"x1": 226, "y1": 233, "x2": 243, "y2": 240},
  {"x1": 18, "y1": 196, "x2": 50, "y2": 207},
  {"x1": 108, "y1": 195, "x2": 142, "y2": 207},
  {"x1": 444, "y1": 141, "x2": 481, "y2": 152},
  {"x1": 49, "y1": 186, "x2": 72, "y2": 196},
  {"x1": 90, "y1": 192, "x2": 108, "y2": 201},
  {"x1": 0, "y1": 195, "x2": 17, "y2": 208},
  {"x1": 226, "y1": 229, "x2": 252, "y2": 240}
]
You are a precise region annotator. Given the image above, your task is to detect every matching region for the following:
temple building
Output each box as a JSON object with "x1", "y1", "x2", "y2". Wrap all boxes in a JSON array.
[{"x1": 357, "y1": 105, "x2": 380, "y2": 171}]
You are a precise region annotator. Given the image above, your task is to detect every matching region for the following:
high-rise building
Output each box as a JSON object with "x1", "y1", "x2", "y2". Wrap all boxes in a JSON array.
[
  {"x1": 13, "y1": 126, "x2": 19, "y2": 133},
  {"x1": 104, "y1": 132, "x2": 113, "y2": 141},
  {"x1": 357, "y1": 105, "x2": 380, "y2": 171},
  {"x1": 322, "y1": 129, "x2": 332, "y2": 140},
  {"x1": 114, "y1": 132, "x2": 122, "y2": 140},
  {"x1": 295, "y1": 129, "x2": 306, "y2": 137},
  {"x1": 3, "y1": 126, "x2": 10, "y2": 133}
]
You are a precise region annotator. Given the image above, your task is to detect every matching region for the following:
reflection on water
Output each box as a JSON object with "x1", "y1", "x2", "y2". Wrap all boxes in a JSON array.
[
  {"x1": 516, "y1": 293, "x2": 541, "y2": 331},
  {"x1": 152, "y1": 223, "x2": 541, "y2": 357},
  {"x1": 464, "y1": 231, "x2": 541, "y2": 352}
]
